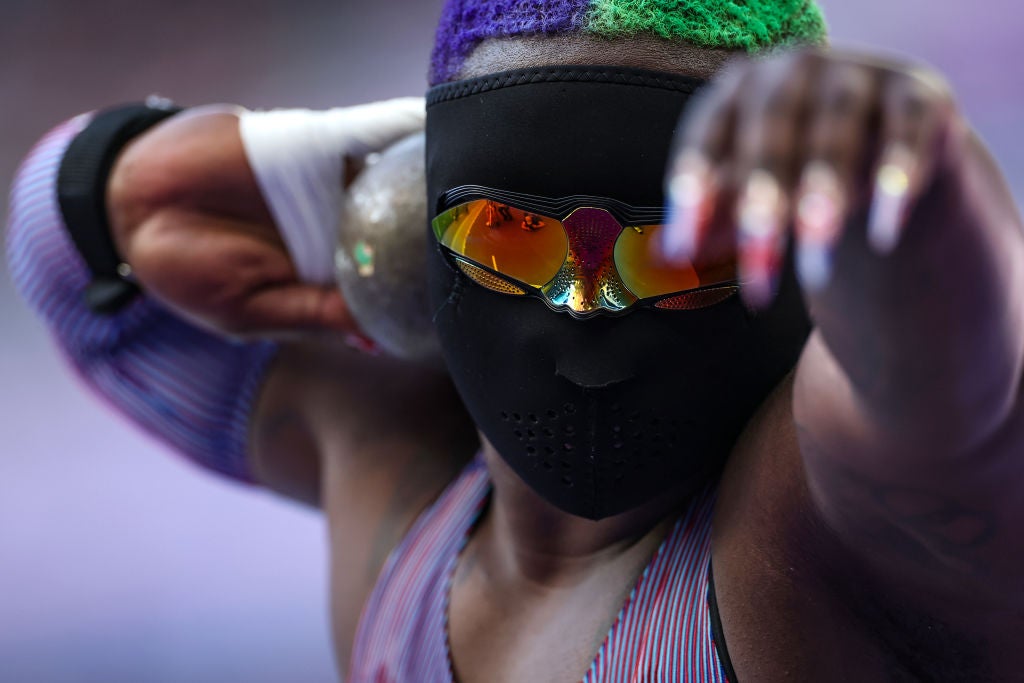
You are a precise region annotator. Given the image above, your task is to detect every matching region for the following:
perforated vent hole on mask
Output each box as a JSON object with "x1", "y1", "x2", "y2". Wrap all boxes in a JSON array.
[
  {"x1": 497, "y1": 403, "x2": 686, "y2": 491},
  {"x1": 627, "y1": 411, "x2": 644, "y2": 441},
  {"x1": 620, "y1": 409, "x2": 682, "y2": 469},
  {"x1": 655, "y1": 285, "x2": 739, "y2": 311},
  {"x1": 500, "y1": 403, "x2": 585, "y2": 488},
  {"x1": 455, "y1": 259, "x2": 527, "y2": 296}
]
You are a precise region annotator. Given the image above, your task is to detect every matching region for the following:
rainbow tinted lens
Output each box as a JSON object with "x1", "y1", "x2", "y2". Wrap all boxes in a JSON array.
[
  {"x1": 613, "y1": 224, "x2": 736, "y2": 299},
  {"x1": 432, "y1": 200, "x2": 568, "y2": 289},
  {"x1": 433, "y1": 198, "x2": 737, "y2": 306}
]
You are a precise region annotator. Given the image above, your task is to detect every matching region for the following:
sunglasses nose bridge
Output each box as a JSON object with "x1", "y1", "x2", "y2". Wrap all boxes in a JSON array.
[{"x1": 541, "y1": 208, "x2": 638, "y2": 314}]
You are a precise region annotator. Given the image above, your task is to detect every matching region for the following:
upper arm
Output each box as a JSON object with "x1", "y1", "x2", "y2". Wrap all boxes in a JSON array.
[
  {"x1": 794, "y1": 329, "x2": 1024, "y2": 619},
  {"x1": 248, "y1": 338, "x2": 479, "y2": 664}
]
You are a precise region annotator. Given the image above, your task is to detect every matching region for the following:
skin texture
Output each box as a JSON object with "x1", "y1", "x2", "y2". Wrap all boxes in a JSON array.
[
  {"x1": 104, "y1": 31, "x2": 1024, "y2": 682},
  {"x1": 252, "y1": 338, "x2": 478, "y2": 661}
]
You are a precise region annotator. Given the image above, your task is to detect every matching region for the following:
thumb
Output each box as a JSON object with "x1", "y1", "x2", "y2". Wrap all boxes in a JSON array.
[
  {"x1": 336, "y1": 97, "x2": 426, "y2": 159},
  {"x1": 238, "y1": 283, "x2": 358, "y2": 335}
]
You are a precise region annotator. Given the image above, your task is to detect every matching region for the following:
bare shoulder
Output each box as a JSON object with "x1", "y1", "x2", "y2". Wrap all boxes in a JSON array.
[
  {"x1": 250, "y1": 339, "x2": 479, "y2": 667},
  {"x1": 712, "y1": 377, "x2": 1024, "y2": 681}
]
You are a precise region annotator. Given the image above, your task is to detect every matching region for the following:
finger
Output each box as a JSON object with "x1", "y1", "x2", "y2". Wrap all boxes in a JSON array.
[
  {"x1": 336, "y1": 97, "x2": 426, "y2": 159},
  {"x1": 238, "y1": 283, "x2": 361, "y2": 336},
  {"x1": 867, "y1": 68, "x2": 953, "y2": 254},
  {"x1": 663, "y1": 59, "x2": 749, "y2": 261},
  {"x1": 794, "y1": 61, "x2": 879, "y2": 290},
  {"x1": 731, "y1": 51, "x2": 818, "y2": 307}
]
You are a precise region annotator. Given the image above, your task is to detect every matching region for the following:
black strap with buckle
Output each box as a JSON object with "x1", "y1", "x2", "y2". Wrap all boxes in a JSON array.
[{"x1": 57, "y1": 100, "x2": 183, "y2": 314}]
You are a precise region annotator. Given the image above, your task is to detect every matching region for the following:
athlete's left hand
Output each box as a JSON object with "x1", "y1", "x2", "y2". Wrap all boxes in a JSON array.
[{"x1": 662, "y1": 49, "x2": 961, "y2": 307}]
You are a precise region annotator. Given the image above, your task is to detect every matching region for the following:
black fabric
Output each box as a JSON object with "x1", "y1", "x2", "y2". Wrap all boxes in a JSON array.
[
  {"x1": 425, "y1": 66, "x2": 811, "y2": 519},
  {"x1": 427, "y1": 65, "x2": 704, "y2": 106},
  {"x1": 709, "y1": 562, "x2": 740, "y2": 683},
  {"x1": 57, "y1": 101, "x2": 182, "y2": 314},
  {"x1": 428, "y1": 66, "x2": 702, "y2": 210}
]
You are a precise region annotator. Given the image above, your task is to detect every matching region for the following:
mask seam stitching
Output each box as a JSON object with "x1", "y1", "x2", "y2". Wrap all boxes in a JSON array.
[{"x1": 426, "y1": 66, "x2": 703, "y2": 106}]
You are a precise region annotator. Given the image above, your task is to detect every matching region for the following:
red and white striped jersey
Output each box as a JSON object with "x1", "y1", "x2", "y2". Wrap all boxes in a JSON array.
[{"x1": 350, "y1": 457, "x2": 732, "y2": 682}]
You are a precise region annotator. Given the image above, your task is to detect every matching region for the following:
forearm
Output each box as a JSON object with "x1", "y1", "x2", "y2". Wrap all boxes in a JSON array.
[
  {"x1": 793, "y1": 129, "x2": 1024, "y2": 588},
  {"x1": 804, "y1": 127, "x2": 1024, "y2": 452}
]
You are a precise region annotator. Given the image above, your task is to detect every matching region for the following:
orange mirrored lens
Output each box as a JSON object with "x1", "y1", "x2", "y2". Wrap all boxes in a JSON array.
[
  {"x1": 432, "y1": 200, "x2": 568, "y2": 288},
  {"x1": 614, "y1": 225, "x2": 736, "y2": 299}
]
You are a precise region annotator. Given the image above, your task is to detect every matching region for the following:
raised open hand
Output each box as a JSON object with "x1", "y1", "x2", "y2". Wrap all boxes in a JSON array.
[{"x1": 663, "y1": 49, "x2": 960, "y2": 308}]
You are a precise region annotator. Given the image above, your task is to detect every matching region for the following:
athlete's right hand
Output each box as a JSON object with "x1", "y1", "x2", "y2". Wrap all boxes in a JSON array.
[{"x1": 107, "y1": 106, "x2": 358, "y2": 340}]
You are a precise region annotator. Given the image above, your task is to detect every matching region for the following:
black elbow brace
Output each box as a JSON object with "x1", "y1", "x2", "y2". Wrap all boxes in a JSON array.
[{"x1": 57, "y1": 99, "x2": 183, "y2": 314}]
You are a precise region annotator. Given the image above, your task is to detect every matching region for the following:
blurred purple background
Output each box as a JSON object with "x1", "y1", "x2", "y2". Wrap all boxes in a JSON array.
[{"x1": 1, "y1": 1, "x2": 1021, "y2": 681}]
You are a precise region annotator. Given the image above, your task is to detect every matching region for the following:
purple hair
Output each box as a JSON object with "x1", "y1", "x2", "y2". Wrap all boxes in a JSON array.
[{"x1": 430, "y1": 0, "x2": 591, "y2": 85}]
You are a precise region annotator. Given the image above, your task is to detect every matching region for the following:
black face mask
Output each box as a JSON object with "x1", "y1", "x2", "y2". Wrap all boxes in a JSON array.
[{"x1": 425, "y1": 66, "x2": 810, "y2": 520}]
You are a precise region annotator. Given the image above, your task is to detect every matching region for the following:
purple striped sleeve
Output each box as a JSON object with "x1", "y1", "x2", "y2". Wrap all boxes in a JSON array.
[{"x1": 5, "y1": 114, "x2": 278, "y2": 483}]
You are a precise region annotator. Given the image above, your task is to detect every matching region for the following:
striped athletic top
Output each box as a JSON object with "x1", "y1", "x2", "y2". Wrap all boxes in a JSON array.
[{"x1": 350, "y1": 457, "x2": 733, "y2": 682}]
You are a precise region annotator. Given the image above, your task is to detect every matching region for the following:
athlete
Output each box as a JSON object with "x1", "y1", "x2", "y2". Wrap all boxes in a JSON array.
[{"x1": 7, "y1": 1, "x2": 1024, "y2": 681}]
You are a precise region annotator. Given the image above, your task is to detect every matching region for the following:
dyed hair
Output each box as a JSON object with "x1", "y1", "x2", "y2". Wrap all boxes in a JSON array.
[{"x1": 430, "y1": 0, "x2": 827, "y2": 85}]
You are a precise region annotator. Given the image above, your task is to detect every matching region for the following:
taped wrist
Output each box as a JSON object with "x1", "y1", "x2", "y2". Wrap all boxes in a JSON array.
[
  {"x1": 57, "y1": 98, "x2": 183, "y2": 314},
  {"x1": 238, "y1": 108, "x2": 349, "y2": 285}
]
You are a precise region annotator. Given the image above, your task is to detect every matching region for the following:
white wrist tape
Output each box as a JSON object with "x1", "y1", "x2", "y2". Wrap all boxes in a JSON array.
[
  {"x1": 238, "y1": 100, "x2": 425, "y2": 285},
  {"x1": 239, "y1": 108, "x2": 348, "y2": 284}
]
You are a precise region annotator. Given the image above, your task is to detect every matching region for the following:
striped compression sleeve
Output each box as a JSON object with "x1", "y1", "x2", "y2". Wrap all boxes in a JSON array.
[{"x1": 5, "y1": 114, "x2": 279, "y2": 483}]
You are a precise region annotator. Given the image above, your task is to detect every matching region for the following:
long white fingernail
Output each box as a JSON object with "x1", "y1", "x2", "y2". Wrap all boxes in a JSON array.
[
  {"x1": 795, "y1": 162, "x2": 844, "y2": 291},
  {"x1": 664, "y1": 150, "x2": 710, "y2": 260},
  {"x1": 868, "y1": 145, "x2": 916, "y2": 255},
  {"x1": 738, "y1": 169, "x2": 786, "y2": 307},
  {"x1": 796, "y1": 245, "x2": 831, "y2": 292},
  {"x1": 344, "y1": 332, "x2": 379, "y2": 355},
  {"x1": 740, "y1": 242, "x2": 779, "y2": 308}
]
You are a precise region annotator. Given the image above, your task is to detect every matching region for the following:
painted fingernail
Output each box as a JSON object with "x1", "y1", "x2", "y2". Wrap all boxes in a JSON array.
[
  {"x1": 868, "y1": 144, "x2": 916, "y2": 255},
  {"x1": 737, "y1": 169, "x2": 787, "y2": 308},
  {"x1": 344, "y1": 332, "x2": 380, "y2": 355},
  {"x1": 795, "y1": 162, "x2": 845, "y2": 291},
  {"x1": 664, "y1": 150, "x2": 711, "y2": 260}
]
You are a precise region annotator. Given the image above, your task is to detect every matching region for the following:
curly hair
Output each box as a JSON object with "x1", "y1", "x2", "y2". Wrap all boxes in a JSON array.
[{"x1": 430, "y1": 0, "x2": 827, "y2": 85}]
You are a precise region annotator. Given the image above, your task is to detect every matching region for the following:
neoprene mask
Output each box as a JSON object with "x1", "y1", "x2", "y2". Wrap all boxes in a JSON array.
[{"x1": 425, "y1": 66, "x2": 811, "y2": 520}]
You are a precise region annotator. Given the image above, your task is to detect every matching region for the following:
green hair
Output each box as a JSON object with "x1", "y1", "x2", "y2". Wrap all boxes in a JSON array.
[{"x1": 586, "y1": 0, "x2": 827, "y2": 52}]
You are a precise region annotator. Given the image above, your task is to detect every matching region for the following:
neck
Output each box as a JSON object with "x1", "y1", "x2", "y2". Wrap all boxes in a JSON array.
[{"x1": 476, "y1": 441, "x2": 693, "y2": 588}]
